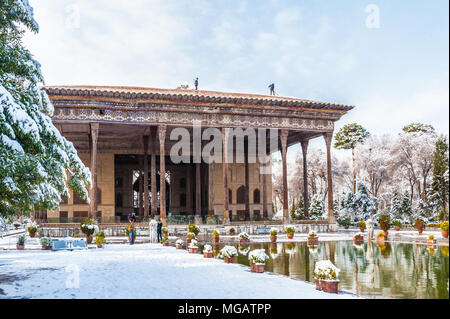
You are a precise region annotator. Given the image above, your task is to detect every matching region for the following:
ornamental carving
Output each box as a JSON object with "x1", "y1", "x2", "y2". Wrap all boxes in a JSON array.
[{"x1": 52, "y1": 107, "x2": 334, "y2": 131}]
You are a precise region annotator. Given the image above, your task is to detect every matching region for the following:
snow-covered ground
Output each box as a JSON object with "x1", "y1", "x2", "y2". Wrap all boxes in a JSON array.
[{"x1": 0, "y1": 243, "x2": 357, "y2": 299}]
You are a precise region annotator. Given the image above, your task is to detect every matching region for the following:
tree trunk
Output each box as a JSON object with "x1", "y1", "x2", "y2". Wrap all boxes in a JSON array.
[{"x1": 352, "y1": 147, "x2": 356, "y2": 193}]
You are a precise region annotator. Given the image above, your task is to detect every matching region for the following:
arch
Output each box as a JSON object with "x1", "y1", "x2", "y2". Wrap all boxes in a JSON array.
[
  {"x1": 253, "y1": 188, "x2": 261, "y2": 204},
  {"x1": 237, "y1": 185, "x2": 245, "y2": 204}
]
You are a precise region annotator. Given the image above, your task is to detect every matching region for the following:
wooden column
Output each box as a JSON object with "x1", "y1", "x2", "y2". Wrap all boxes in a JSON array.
[
  {"x1": 222, "y1": 128, "x2": 230, "y2": 225},
  {"x1": 159, "y1": 125, "x2": 167, "y2": 226},
  {"x1": 208, "y1": 163, "x2": 215, "y2": 215},
  {"x1": 324, "y1": 132, "x2": 335, "y2": 221},
  {"x1": 138, "y1": 156, "x2": 143, "y2": 219},
  {"x1": 262, "y1": 140, "x2": 268, "y2": 219},
  {"x1": 143, "y1": 135, "x2": 149, "y2": 218},
  {"x1": 195, "y1": 162, "x2": 201, "y2": 219},
  {"x1": 280, "y1": 129, "x2": 289, "y2": 223},
  {"x1": 150, "y1": 127, "x2": 157, "y2": 218},
  {"x1": 186, "y1": 164, "x2": 192, "y2": 214},
  {"x1": 244, "y1": 138, "x2": 250, "y2": 220},
  {"x1": 89, "y1": 123, "x2": 99, "y2": 220},
  {"x1": 301, "y1": 140, "x2": 309, "y2": 218}
]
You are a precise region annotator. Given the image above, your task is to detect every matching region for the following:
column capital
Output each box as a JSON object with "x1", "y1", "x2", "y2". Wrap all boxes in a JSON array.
[
  {"x1": 323, "y1": 131, "x2": 334, "y2": 147},
  {"x1": 158, "y1": 125, "x2": 167, "y2": 141}
]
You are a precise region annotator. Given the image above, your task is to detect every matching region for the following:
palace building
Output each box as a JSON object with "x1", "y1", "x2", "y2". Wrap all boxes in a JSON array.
[{"x1": 42, "y1": 85, "x2": 353, "y2": 225}]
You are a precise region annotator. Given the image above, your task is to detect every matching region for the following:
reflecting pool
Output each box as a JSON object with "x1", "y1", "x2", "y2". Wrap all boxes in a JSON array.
[{"x1": 194, "y1": 241, "x2": 449, "y2": 299}]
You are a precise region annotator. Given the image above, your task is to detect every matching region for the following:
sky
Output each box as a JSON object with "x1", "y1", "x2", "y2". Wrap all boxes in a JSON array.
[{"x1": 23, "y1": 0, "x2": 449, "y2": 162}]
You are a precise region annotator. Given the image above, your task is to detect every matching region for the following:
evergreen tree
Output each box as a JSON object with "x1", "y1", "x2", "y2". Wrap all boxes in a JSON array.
[
  {"x1": 399, "y1": 191, "x2": 413, "y2": 223},
  {"x1": 0, "y1": 0, "x2": 91, "y2": 218},
  {"x1": 353, "y1": 180, "x2": 377, "y2": 220},
  {"x1": 429, "y1": 135, "x2": 449, "y2": 220},
  {"x1": 333, "y1": 123, "x2": 370, "y2": 193},
  {"x1": 339, "y1": 190, "x2": 356, "y2": 221},
  {"x1": 290, "y1": 196, "x2": 304, "y2": 220},
  {"x1": 309, "y1": 194, "x2": 325, "y2": 220},
  {"x1": 414, "y1": 199, "x2": 432, "y2": 224},
  {"x1": 402, "y1": 123, "x2": 435, "y2": 134}
]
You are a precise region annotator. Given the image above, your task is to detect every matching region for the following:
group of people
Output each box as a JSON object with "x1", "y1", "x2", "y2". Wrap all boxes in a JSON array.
[{"x1": 127, "y1": 213, "x2": 164, "y2": 244}]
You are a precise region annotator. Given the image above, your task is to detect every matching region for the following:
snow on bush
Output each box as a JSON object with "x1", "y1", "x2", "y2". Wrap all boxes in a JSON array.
[
  {"x1": 238, "y1": 246, "x2": 250, "y2": 255},
  {"x1": 188, "y1": 239, "x2": 198, "y2": 248},
  {"x1": 175, "y1": 239, "x2": 183, "y2": 245},
  {"x1": 40, "y1": 237, "x2": 51, "y2": 246},
  {"x1": 238, "y1": 232, "x2": 249, "y2": 240},
  {"x1": 248, "y1": 249, "x2": 269, "y2": 265},
  {"x1": 285, "y1": 226, "x2": 295, "y2": 234},
  {"x1": 314, "y1": 260, "x2": 340, "y2": 281},
  {"x1": 203, "y1": 244, "x2": 212, "y2": 253},
  {"x1": 80, "y1": 218, "x2": 98, "y2": 236},
  {"x1": 186, "y1": 232, "x2": 195, "y2": 239},
  {"x1": 219, "y1": 245, "x2": 238, "y2": 258}
]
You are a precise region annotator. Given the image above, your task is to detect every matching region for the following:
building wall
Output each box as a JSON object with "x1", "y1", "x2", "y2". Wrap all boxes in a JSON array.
[
  {"x1": 48, "y1": 153, "x2": 272, "y2": 222},
  {"x1": 211, "y1": 158, "x2": 272, "y2": 219},
  {"x1": 48, "y1": 153, "x2": 115, "y2": 222}
]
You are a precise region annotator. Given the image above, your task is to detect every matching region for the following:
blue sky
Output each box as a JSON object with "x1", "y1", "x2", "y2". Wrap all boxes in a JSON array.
[{"x1": 24, "y1": 0, "x2": 449, "y2": 159}]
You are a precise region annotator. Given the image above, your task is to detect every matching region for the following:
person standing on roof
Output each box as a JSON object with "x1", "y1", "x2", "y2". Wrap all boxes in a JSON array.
[
  {"x1": 194, "y1": 77, "x2": 199, "y2": 90},
  {"x1": 268, "y1": 83, "x2": 275, "y2": 96}
]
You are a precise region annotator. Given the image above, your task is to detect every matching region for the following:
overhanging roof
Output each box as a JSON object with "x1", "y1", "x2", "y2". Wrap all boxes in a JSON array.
[{"x1": 43, "y1": 85, "x2": 355, "y2": 112}]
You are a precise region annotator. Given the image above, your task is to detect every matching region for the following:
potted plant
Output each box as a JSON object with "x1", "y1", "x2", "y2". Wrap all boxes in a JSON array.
[
  {"x1": 188, "y1": 239, "x2": 198, "y2": 253},
  {"x1": 238, "y1": 232, "x2": 250, "y2": 243},
  {"x1": 40, "y1": 237, "x2": 52, "y2": 250},
  {"x1": 162, "y1": 227, "x2": 168, "y2": 237},
  {"x1": 188, "y1": 224, "x2": 200, "y2": 236},
  {"x1": 414, "y1": 219, "x2": 426, "y2": 235},
  {"x1": 378, "y1": 215, "x2": 390, "y2": 239},
  {"x1": 213, "y1": 244, "x2": 220, "y2": 257},
  {"x1": 269, "y1": 228, "x2": 277, "y2": 243},
  {"x1": 307, "y1": 230, "x2": 318, "y2": 245},
  {"x1": 212, "y1": 229, "x2": 220, "y2": 243},
  {"x1": 27, "y1": 222, "x2": 38, "y2": 238},
  {"x1": 248, "y1": 249, "x2": 270, "y2": 273},
  {"x1": 314, "y1": 260, "x2": 340, "y2": 293},
  {"x1": 229, "y1": 227, "x2": 236, "y2": 235},
  {"x1": 186, "y1": 232, "x2": 195, "y2": 243},
  {"x1": 393, "y1": 219, "x2": 402, "y2": 231},
  {"x1": 440, "y1": 221, "x2": 449, "y2": 238},
  {"x1": 80, "y1": 218, "x2": 98, "y2": 244},
  {"x1": 339, "y1": 217, "x2": 351, "y2": 229},
  {"x1": 357, "y1": 220, "x2": 366, "y2": 232},
  {"x1": 219, "y1": 245, "x2": 238, "y2": 263},
  {"x1": 285, "y1": 226, "x2": 295, "y2": 239},
  {"x1": 376, "y1": 231, "x2": 387, "y2": 244},
  {"x1": 175, "y1": 239, "x2": 183, "y2": 249},
  {"x1": 95, "y1": 231, "x2": 105, "y2": 248},
  {"x1": 16, "y1": 235, "x2": 26, "y2": 250},
  {"x1": 203, "y1": 244, "x2": 213, "y2": 258},
  {"x1": 161, "y1": 236, "x2": 169, "y2": 247},
  {"x1": 353, "y1": 232, "x2": 364, "y2": 245},
  {"x1": 12, "y1": 221, "x2": 21, "y2": 230},
  {"x1": 427, "y1": 234, "x2": 436, "y2": 245}
]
